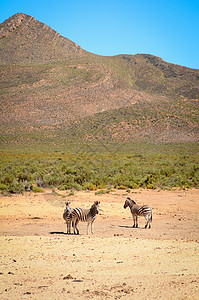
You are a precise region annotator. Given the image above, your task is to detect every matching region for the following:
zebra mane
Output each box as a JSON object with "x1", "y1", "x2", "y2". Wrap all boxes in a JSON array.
[
  {"x1": 94, "y1": 201, "x2": 100, "y2": 205},
  {"x1": 126, "y1": 197, "x2": 136, "y2": 205},
  {"x1": 91, "y1": 201, "x2": 100, "y2": 208}
]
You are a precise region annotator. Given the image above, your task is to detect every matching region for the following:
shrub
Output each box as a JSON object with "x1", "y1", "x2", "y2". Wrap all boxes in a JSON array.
[
  {"x1": 146, "y1": 183, "x2": 156, "y2": 189},
  {"x1": 6, "y1": 181, "x2": 24, "y2": 194},
  {"x1": 0, "y1": 183, "x2": 7, "y2": 191},
  {"x1": 72, "y1": 183, "x2": 82, "y2": 191},
  {"x1": 117, "y1": 185, "x2": 127, "y2": 190},
  {"x1": 68, "y1": 189, "x2": 75, "y2": 196},
  {"x1": 57, "y1": 185, "x2": 66, "y2": 191},
  {"x1": 95, "y1": 189, "x2": 110, "y2": 195},
  {"x1": 83, "y1": 182, "x2": 97, "y2": 191},
  {"x1": 32, "y1": 186, "x2": 44, "y2": 193},
  {"x1": 131, "y1": 183, "x2": 139, "y2": 189}
]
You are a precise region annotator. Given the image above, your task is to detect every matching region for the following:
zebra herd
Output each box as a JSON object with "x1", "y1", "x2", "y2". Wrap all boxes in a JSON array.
[{"x1": 63, "y1": 197, "x2": 152, "y2": 235}]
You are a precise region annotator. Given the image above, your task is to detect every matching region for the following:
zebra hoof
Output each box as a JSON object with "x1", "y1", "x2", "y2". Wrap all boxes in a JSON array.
[
  {"x1": 132, "y1": 225, "x2": 135, "y2": 228},
  {"x1": 145, "y1": 225, "x2": 147, "y2": 229},
  {"x1": 136, "y1": 225, "x2": 138, "y2": 228}
]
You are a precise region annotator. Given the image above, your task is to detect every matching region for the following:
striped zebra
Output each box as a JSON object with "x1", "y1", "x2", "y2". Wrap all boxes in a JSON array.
[
  {"x1": 63, "y1": 202, "x2": 73, "y2": 234},
  {"x1": 123, "y1": 197, "x2": 152, "y2": 229},
  {"x1": 71, "y1": 201, "x2": 100, "y2": 235}
]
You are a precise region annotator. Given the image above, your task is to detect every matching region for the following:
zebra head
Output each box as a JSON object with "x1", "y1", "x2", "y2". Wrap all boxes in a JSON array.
[
  {"x1": 64, "y1": 202, "x2": 72, "y2": 213},
  {"x1": 124, "y1": 197, "x2": 136, "y2": 208},
  {"x1": 91, "y1": 201, "x2": 100, "y2": 214}
]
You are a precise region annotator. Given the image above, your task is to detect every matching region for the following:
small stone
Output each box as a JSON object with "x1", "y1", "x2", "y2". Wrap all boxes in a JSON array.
[{"x1": 63, "y1": 274, "x2": 73, "y2": 280}]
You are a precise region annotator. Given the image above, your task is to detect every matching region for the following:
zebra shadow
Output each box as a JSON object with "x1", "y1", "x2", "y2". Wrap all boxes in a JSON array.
[
  {"x1": 118, "y1": 225, "x2": 145, "y2": 230},
  {"x1": 50, "y1": 231, "x2": 80, "y2": 235},
  {"x1": 50, "y1": 231, "x2": 68, "y2": 235},
  {"x1": 118, "y1": 225, "x2": 134, "y2": 229}
]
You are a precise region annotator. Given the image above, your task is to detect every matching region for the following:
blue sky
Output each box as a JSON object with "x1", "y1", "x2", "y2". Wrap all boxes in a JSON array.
[{"x1": 1, "y1": 0, "x2": 199, "y2": 69}]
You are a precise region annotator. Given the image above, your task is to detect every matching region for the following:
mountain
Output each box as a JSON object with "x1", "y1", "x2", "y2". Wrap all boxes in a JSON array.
[
  {"x1": 0, "y1": 13, "x2": 86, "y2": 64},
  {"x1": 0, "y1": 13, "x2": 199, "y2": 149}
]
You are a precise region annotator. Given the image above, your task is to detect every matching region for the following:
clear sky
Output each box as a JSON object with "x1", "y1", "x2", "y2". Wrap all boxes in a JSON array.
[{"x1": 0, "y1": 0, "x2": 199, "y2": 69}]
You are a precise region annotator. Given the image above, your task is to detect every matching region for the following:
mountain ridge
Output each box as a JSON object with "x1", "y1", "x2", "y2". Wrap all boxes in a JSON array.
[
  {"x1": 0, "y1": 13, "x2": 199, "y2": 148},
  {"x1": 0, "y1": 13, "x2": 87, "y2": 65}
]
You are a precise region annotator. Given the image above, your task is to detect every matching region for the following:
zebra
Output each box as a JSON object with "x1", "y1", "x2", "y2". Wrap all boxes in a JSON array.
[
  {"x1": 123, "y1": 197, "x2": 152, "y2": 229},
  {"x1": 63, "y1": 202, "x2": 73, "y2": 234},
  {"x1": 71, "y1": 201, "x2": 100, "y2": 235}
]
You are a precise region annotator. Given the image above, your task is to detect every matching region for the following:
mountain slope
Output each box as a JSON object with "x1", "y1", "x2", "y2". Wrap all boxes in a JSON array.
[
  {"x1": 0, "y1": 13, "x2": 199, "y2": 148},
  {"x1": 0, "y1": 13, "x2": 86, "y2": 64}
]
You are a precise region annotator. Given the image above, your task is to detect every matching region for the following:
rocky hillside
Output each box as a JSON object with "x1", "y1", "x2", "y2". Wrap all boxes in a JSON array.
[
  {"x1": 0, "y1": 13, "x2": 85, "y2": 64},
  {"x1": 0, "y1": 13, "x2": 199, "y2": 149}
]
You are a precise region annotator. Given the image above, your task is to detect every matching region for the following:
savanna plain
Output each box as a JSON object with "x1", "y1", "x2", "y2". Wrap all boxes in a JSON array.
[
  {"x1": 1, "y1": 12, "x2": 199, "y2": 300},
  {"x1": 0, "y1": 188, "x2": 198, "y2": 299}
]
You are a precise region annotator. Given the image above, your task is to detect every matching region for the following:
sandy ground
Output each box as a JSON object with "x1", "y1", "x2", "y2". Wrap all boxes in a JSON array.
[{"x1": 0, "y1": 188, "x2": 198, "y2": 299}]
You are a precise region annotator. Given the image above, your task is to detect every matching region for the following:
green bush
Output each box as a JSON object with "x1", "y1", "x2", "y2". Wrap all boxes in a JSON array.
[
  {"x1": 95, "y1": 189, "x2": 110, "y2": 195},
  {"x1": 32, "y1": 186, "x2": 44, "y2": 193},
  {"x1": 131, "y1": 183, "x2": 139, "y2": 189},
  {"x1": 83, "y1": 182, "x2": 97, "y2": 191},
  {"x1": 117, "y1": 185, "x2": 127, "y2": 190},
  {"x1": 6, "y1": 181, "x2": 24, "y2": 194},
  {"x1": 0, "y1": 143, "x2": 198, "y2": 193},
  {"x1": 0, "y1": 183, "x2": 7, "y2": 191}
]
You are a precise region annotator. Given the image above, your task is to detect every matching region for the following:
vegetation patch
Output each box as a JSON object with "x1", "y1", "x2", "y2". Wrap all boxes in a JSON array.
[{"x1": 0, "y1": 143, "x2": 198, "y2": 194}]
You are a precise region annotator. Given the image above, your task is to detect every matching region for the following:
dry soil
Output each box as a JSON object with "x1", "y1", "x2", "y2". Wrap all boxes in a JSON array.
[{"x1": 0, "y1": 188, "x2": 198, "y2": 299}]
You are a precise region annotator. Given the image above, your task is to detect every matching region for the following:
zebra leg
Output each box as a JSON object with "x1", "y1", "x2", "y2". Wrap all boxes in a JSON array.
[
  {"x1": 135, "y1": 216, "x2": 138, "y2": 228},
  {"x1": 67, "y1": 221, "x2": 69, "y2": 234},
  {"x1": 91, "y1": 220, "x2": 94, "y2": 234},
  {"x1": 72, "y1": 220, "x2": 76, "y2": 234},
  {"x1": 68, "y1": 220, "x2": 71, "y2": 234},
  {"x1": 72, "y1": 219, "x2": 78, "y2": 234},
  {"x1": 75, "y1": 219, "x2": 79, "y2": 235},
  {"x1": 148, "y1": 213, "x2": 152, "y2": 229},
  {"x1": 67, "y1": 220, "x2": 71, "y2": 234},
  {"x1": 144, "y1": 215, "x2": 149, "y2": 228},
  {"x1": 87, "y1": 221, "x2": 90, "y2": 235},
  {"x1": 132, "y1": 214, "x2": 136, "y2": 227}
]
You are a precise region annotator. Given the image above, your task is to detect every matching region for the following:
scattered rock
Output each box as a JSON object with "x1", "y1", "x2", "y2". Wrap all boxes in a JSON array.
[
  {"x1": 73, "y1": 279, "x2": 83, "y2": 282},
  {"x1": 63, "y1": 274, "x2": 73, "y2": 280}
]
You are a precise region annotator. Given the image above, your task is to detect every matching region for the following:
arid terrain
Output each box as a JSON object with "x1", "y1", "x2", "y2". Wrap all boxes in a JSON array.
[
  {"x1": 0, "y1": 13, "x2": 198, "y2": 300},
  {"x1": 0, "y1": 189, "x2": 198, "y2": 299}
]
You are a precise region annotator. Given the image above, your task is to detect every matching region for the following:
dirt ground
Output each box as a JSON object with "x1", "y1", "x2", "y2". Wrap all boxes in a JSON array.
[{"x1": 0, "y1": 188, "x2": 198, "y2": 299}]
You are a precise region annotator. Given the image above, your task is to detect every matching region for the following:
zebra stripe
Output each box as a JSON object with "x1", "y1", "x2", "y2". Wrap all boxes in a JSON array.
[
  {"x1": 123, "y1": 197, "x2": 152, "y2": 228},
  {"x1": 71, "y1": 201, "x2": 100, "y2": 235}
]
